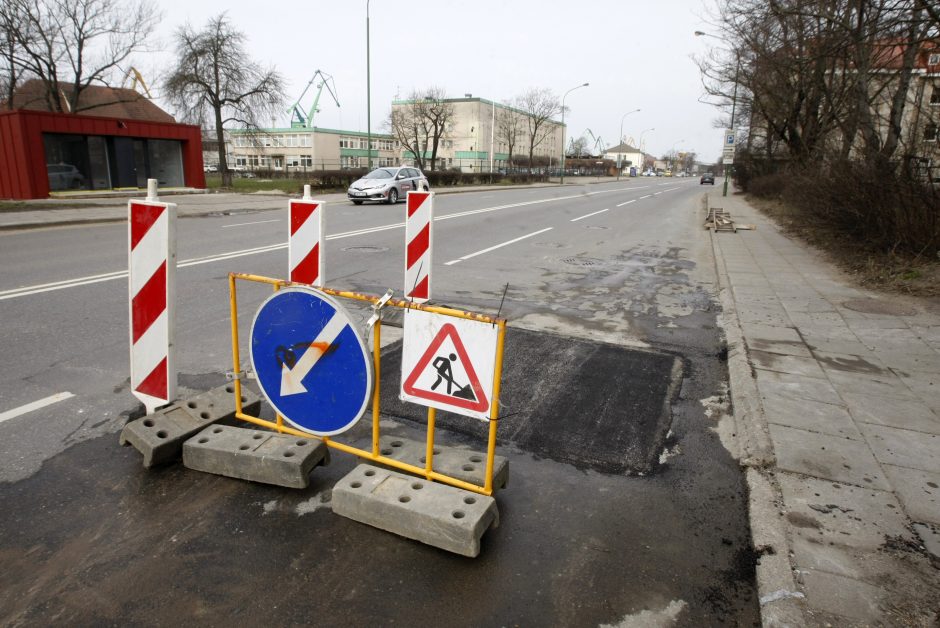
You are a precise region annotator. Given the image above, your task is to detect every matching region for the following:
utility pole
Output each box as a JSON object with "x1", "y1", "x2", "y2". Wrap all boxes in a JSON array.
[
  {"x1": 560, "y1": 82, "x2": 589, "y2": 185},
  {"x1": 366, "y1": 0, "x2": 372, "y2": 171}
]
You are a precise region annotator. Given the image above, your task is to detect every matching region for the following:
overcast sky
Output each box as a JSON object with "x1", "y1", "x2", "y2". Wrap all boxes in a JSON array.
[{"x1": 141, "y1": 0, "x2": 724, "y2": 162}]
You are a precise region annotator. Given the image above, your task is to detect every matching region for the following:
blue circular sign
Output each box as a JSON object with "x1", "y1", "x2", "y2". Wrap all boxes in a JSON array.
[{"x1": 249, "y1": 287, "x2": 373, "y2": 436}]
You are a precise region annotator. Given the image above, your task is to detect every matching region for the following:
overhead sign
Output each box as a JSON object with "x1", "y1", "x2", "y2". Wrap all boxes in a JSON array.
[
  {"x1": 400, "y1": 309, "x2": 498, "y2": 420},
  {"x1": 250, "y1": 287, "x2": 372, "y2": 436}
]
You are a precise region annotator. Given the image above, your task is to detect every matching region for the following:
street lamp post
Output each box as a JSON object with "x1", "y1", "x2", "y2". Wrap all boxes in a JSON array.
[
  {"x1": 366, "y1": 0, "x2": 372, "y2": 171},
  {"x1": 639, "y1": 127, "x2": 654, "y2": 170},
  {"x1": 616, "y1": 108, "x2": 641, "y2": 181},
  {"x1": 695, "y1": 30, "x2": 739, "y2": 196},
  {"x1": 560, "y1": 82, "x2": 589, "y2": 185}
]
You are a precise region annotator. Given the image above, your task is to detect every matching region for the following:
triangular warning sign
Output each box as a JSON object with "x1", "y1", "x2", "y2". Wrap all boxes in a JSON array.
[{"x1": 402, "y1": 322, "x2": 489, "y2": 413}]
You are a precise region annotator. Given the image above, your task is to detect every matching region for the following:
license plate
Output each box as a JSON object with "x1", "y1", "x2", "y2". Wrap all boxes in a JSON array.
[{"x1": 353, "y1": 192, "x2": 364, "y2": 197}]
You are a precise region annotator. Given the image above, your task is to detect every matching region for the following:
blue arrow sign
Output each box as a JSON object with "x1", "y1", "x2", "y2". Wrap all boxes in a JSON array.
[{"x1": 249, "y1": 287, "x2": 373, "y2": 436}]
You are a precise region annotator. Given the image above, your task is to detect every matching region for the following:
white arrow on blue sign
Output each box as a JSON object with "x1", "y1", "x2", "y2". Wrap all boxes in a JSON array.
[{"x1": 249, "y1": 287, "x2": 373, "y2": 436}]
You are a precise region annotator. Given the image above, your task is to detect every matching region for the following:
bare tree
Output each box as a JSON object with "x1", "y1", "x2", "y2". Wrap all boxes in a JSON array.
[
  {"x1": 2, "y1": 0, "x2": 159, "y2": 113},
  {"x1": 568, "y1": 135, "x2": 589, "y2": 158},
  {"x1": 515, "y1": 88, "x2": 561, "y2": 175},
  {"x1": 495, "y1": 102, "x2": 523, "y2": 171},
  {"x1": 164, "y1": 14, "x2": 285, "y2": 187},
  {"x1": 388, "y1": 87, "x2": 454, "y2": 171}
]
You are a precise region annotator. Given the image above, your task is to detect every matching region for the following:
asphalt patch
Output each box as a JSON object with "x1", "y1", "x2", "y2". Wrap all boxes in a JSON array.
[{"x1": 376, "y1": 328, "x2": 682, "y2": 474}]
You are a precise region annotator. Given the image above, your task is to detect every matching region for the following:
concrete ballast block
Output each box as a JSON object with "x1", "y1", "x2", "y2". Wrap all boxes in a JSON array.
[
  {"x1": 119, "y1": 384, "x2": 261, "y2": 467},
  {"x1": 370, "y1": 435, "x2": 509, "y2": 491},
  {"x1": 183, "y1": 425, "x2": 328, "y2": 489},
  {"x1": 332, "y1": 464, "x2": 499, "y2": 557}
]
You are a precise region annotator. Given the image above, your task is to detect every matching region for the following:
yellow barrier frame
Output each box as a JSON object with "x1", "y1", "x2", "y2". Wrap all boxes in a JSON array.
[{"x1": 227, "y1": 272, "x2": 506, "y2": 496}]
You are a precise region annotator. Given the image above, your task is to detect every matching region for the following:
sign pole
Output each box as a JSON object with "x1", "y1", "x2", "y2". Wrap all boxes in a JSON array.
[{"x1": 289, "y1": 187, "x2": 325, "y2": 287}]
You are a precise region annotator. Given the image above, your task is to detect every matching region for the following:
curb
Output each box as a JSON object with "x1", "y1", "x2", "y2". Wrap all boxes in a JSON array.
[{"x1": 707, "y1": 193, "x2": 807, "y2": 628}]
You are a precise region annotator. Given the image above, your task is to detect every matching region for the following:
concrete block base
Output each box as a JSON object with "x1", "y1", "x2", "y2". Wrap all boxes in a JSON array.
[
  {"x1": 332, "y1": 464, "x2": 499, "y2": 557},
  {"x1": 183, "y1": 426, "x2": 329, "y2": 489},
  {"x1": 119, "y1": 385, "x2": 260, "y2": 467},
  {"x1": 371, "y1": 436, "x2": 509, "y2": 491}
]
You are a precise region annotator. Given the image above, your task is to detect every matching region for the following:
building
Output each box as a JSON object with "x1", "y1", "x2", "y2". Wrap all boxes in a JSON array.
[
  {"x1": 603, "y1": 143, "x2": 644, "y2": 175},
  {"x1": 391, "y1": 96, "x2": 565, "y2": 173},
  {"x1": 227, "y1": 127, "x2": 401, "y2": 172},
  {"x1": 0, "y1": 80, "x2": 204, "y2": 199}
]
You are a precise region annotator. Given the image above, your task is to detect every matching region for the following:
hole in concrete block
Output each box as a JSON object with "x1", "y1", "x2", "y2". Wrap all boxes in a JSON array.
[
  {"x1": 462, "y1": 465, "x2": 475, "y2": 472},
  {"x1": 391, "y1": 440, "x2": 403, "y2": 447},
  {"x1": 239, "y1": 445, "x2": 250, "y2": 451},
  {"x1": 198, "y1": 438, "x2": 209, "y2": 444},
  {"x1": 225, "y1": 386, "x2": 234, "y2": 393},
  {"x1": 419, "y1": 456, "x2": 427, "y2": 463},
  {"x1": 213, "y1": 427, "x2": 223, "y2": 434},
  {"x1": 284, "y1": 451, "x2": 295, "y2": 458},
  {"x1": 350, "y1": 482, "x2": 362, "y2": 488},
  {"x1": 464, "y1": 497, "x2": 476, "y2": 505},
  {"x1": 143, "y1": 419, "x2": 154, "y2": 427},
  {"x1": 412, "y1": 483, "x2": 423, "y2": 490},
  {"x1": 156, "y1": 430, "x2": 167, "y2": 439},
  {"x1": 187, "y1": 402, "x2": 197, "y2": 409},
  {"x1": 364, "y1": 470, "x2": 376, "y2": 477},
  {"x1": 469, "y1": 455, "x2": 483, "y2": 463},
  {"x1": 200, "y1": 412, "x2": 210, "y2": 419},
  {"x1": 433, "y1": 448, "x2": 441, "y2": 455},
  {"x1": 398, "y1": 496, "x2": 411, "y2": 503},
  {"x1": 381, "y1": 448, "x2": 392, "y2": 456},
  {"x1": 296, "y1": 440, "x2": 307, "y2": 447},
  {"x1": 252, "y1": 434, "x2": 263, "y2": 440},
  {"x1": 241, "y1": 396, "x2": 247, "y2": 402},
  {"x1": 452, "y1": 511, "x2": 465, "y2": 519}
]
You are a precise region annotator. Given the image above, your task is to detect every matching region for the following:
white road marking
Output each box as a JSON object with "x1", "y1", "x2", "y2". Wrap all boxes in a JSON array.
[
  {"x1": 222, "y1": 219, "x2": 280, "y2": 229},
  {"x1": 570, "y1": 208, "x2": 609, "y2": 222},
  {"x1": 445, "y1": 227, "x2": 554, "y2": 265},
  {"x1": 2, "y1": 187, "x2": 638, "y2": 301},
  {"x1": 639, "y1": 195, "x2": 651, "y2": 199},
  {"x1": 0, "y1": 392, "x2": 75, "y2": 424},
  {"x1": 616, "y1": 200, "x2": 637, "y2": 207},
  {"x1": 653, "y1": 192, "x2": 662, "y2": 195}
]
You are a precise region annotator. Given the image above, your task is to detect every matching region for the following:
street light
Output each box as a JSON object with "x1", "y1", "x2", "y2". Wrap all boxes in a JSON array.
[
  {"x1": 366, "y1": 0, "x2": 372, "y2": 171},
  {"x1": 639, "y1": 127, "x2": 654, "y2": 171},
  {"x1": 616, "y1": 108, "x2": 641, "y2": 181},
  {"x1": 560, "y1": 82, "x2": 589, "y2": 185},
  {"x1": 695, "y1": 30, "x2": 740, "y2": 196}
]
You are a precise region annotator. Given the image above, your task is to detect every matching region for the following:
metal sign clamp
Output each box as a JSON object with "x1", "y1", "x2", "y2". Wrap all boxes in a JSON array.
[
  {"x1": 226, "y1": 369, "x2": 254, "y2": 381},
  {"x1": 366, "y1": 289, "x2": 395, "y2": 329}
]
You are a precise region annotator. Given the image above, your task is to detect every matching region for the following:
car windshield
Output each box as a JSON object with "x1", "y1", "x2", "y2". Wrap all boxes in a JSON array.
[{"x1": 364, "y1": 169, "x2": 395, "y2": 179}]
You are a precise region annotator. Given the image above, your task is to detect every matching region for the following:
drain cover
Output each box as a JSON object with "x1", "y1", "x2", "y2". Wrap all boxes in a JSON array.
[
  {"x1": 842, "y1": 298, "x2": 916, "y2": 316},
  {"x1": 562, "y1": 257, "x2": 604, "y2": 267},
  {"x1": 343, "y1": 245, "x2": 388, "y2": 253}
]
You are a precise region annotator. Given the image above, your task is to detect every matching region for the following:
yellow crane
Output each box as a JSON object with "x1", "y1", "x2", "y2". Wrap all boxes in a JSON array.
[{"x1": 122, "y1": 67, "x2": 153, "y2": 99}]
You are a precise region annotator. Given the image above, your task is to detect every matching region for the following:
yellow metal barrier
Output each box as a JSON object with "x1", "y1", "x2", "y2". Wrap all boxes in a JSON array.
[{"x1": 227, "y1": 272, "x2": 506, "y2": 496}]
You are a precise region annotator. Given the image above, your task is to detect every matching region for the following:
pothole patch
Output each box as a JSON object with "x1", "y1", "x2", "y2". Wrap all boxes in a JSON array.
[{"x1": 842, "y1": 298, "x2": 917, "y2": 316}]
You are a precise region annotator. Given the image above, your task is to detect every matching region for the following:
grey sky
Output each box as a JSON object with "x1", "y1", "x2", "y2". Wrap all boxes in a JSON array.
[{"x1": 143, "y1": 0, "x2": 723, "y2": 162}]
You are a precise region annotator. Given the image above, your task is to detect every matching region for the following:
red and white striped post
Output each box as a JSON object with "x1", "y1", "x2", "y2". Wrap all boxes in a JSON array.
[
  {"x1": 128, "y1": 179, "x2": 177, "y2": 414},
  {"x1": 405, "y1": 190, "x2": 433, "y2": 303},
  {"x1": 289, "y1": 185, "x2": 324, "y2": 287}
]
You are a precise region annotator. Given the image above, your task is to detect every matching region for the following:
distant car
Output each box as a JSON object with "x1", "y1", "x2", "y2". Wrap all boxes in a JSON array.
[
  {"x1": 664, "y1": 170, "x2": 673, "y2": 177},
  {"x1": 700, "y1": 172, "x2": 715, "y2": 185},
  {"x1": 348, "y1": 166, "x2": 430, "y2": 205},
  {"x1": 46, "y1": 163, "x2": 85, "y2": 191},
  {"x1": 203, "y1": 164, "x2": 219, "y2": 173}
]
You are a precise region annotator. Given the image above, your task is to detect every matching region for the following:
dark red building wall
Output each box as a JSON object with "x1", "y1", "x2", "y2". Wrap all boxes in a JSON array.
[{"x1": 0, "y1": 109, "x2": 205, "y2": 199}]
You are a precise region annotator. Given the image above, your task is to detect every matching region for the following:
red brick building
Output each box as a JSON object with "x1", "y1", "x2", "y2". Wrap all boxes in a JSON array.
[{"x1": 0, "y1": 80, "x2": 204, "y2": 199}]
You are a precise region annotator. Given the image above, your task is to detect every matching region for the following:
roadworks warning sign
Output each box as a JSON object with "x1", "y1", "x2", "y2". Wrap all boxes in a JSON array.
[{"x1": 400, "y1": 309, "x2": 498, "y2": 420}]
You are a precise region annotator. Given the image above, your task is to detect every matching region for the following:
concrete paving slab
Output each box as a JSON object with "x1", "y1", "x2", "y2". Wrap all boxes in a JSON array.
[
  {"x1": 762, "y1": 393, "x2": 862, "y2": 441},
  {"x1": 331, "y1": 464, "x2": 499, "y2": 557},
  {"x1": 842, "y1": 392, "x2": 940, "y2": 435},
  {"x1": 882, "y1": 464, "x2": 940, "y2": 525},
  {"x1": 798, "y1": 569, "x2": 884, "y2": 623},
  {"x1": 747, "y1": 338, "x2": 813, "y2": 359},
  {"x1": 750, "y1": 351, "x2": 828, "y2": 379},
  {"x1": 789, "y1": 536, "x2": 863, "y2": 579},
  {"x1": 859, "y1": 423, "x2": 940, "y2": 475},
  {"x1": 778, "y1": 473, "x2": 911, "y2": 549},
  {"x1": 740, "y1": 322, "x2": 803, "y2": 343},
  {"x1": 892, "y1": 370, "x2": 940, "y2": 415},
  {"x1": 370, "y1": 435, "x2": 509, "y2": 491},
  {"x1": 755, "y1": 370, "x2": 843, "y2": 405},
  {"x1": 769, "y1": 424, "x2": 890, "y2": 489},
  {"x1": 878, "y1": 352, "x2": 940, "y2": 374},
  {"x1": 913, "y1": 523, "x2": 940, "y2": 559},
  {"x1": 119, "y1": 385, "x2": 261, "y2": 467},
  {"x1": 811, "y1": 351, "x2": 887, "y2": 377},
  {"x1": 183, "y1": 426, "x2": 328, "y2": 489},
  {"x1": 824, "y1": 369, "x2": 914, "y2": 400}
]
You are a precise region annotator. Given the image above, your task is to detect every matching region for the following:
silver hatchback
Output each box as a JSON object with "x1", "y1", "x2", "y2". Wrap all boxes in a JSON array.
[{"x1": 348, "y1": 167, "x2": 430, "y2": 205}]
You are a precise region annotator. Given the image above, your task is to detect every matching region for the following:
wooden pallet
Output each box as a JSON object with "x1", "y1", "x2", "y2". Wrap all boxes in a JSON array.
[{"x1": 704, "y1": 207, "x2": 755, "y2": 232}]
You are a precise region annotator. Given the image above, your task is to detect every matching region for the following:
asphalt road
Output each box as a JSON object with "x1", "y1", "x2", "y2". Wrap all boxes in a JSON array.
[{"x1": 0, "y1": 179, "x2": 759, "y2": 626}]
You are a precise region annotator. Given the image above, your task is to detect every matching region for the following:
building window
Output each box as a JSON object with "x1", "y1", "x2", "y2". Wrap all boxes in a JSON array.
[
  {"x1": 929, "y1": 53, "x2": 940, "y2": 65},
  {"x1": 301, "y1": 156, "x2": 312, "y2": 167},
  {"x1": 925, "y1": 123, "x2": 938, "y2": 142},
  {"x1": 931, "y1": 87, "x2": 940, "y2": 106},
  {"x1": 286, "y1": 155, "x2": 301, "y2": 167}
]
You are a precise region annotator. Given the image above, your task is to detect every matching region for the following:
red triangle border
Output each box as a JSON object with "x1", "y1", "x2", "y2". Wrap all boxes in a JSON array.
[{"x1": 402, "y1": 322, "x2": 489, "y2": 413}]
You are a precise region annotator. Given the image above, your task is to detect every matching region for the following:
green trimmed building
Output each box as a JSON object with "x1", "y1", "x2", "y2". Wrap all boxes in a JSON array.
[{"x1": 228, "y1": 126, "x2": 400, "y2": 172}]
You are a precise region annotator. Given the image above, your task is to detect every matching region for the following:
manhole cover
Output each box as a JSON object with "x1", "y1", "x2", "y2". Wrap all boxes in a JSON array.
[
  {"x1": 842, "y1": 298, "x2": 917, "y2": 316},
  {"x1": 342, "y1": 245, "x2": 388, "y2": 253},
  {"x1": 561, "y1": 257, "x2": 604, "y2": 267}
]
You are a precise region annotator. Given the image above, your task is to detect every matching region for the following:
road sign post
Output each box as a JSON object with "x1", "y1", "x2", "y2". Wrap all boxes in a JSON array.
[
  {"x1": 249, "y1": 287, "x2": 372, "y2": 436},
  {"x1": 404, "y1": 191, "x2": 433, "y2": 303},
  {"x1": 128, "y1": 181, "x2": 177, "y2": 414},
  {"x1": 722, "y1": 129, "x2": 736, "y2": 197}
]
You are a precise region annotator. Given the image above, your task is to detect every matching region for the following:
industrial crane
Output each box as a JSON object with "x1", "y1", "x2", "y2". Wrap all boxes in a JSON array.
[
  {"x1": 122, "y1": 67, "x2": 153, "y2": 99},
  {"x1": 584, "y1": 129, "x2": 607, "y2": 156},
  {"x1": 287, "y1": 70, "x2": 340, "y2": 128}
]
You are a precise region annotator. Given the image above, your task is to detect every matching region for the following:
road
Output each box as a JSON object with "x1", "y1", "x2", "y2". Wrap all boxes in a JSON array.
[{"x1": 0, "y1": 179, "x2": 760, "y2": 626}]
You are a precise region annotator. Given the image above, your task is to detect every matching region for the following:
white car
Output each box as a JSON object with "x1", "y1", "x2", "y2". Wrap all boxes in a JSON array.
[{"x1": 348, "y1": 167, "x2": 430, "y2": 205}]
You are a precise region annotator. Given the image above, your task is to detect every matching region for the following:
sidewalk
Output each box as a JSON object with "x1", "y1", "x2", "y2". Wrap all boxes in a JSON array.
[
  {"x1": 708, "y1": 190, "x2": 940, "y2": 626},
  {"x1": 0, "y1": 178, "x2": 617, "y2": 231}
]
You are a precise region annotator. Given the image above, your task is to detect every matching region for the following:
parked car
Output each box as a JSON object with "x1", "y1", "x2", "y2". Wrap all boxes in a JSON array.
[
  {"x1": 203, "y1": 164, "x2": 218, "y2": 173},
  {"x1": 46, "y1": 163, "x2": 85, "y2": 190},
  {"x1": 700, "y1": 172, "x2": 715, "y2": 185},
  {"x1": 348, "y1": 166, "x2": 430, "y2": 205}
]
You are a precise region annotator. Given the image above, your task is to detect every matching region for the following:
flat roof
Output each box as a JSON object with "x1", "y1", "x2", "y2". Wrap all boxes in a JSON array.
[{"x1": 229, "y1": 126, "x2": 394, "y2": 139}]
